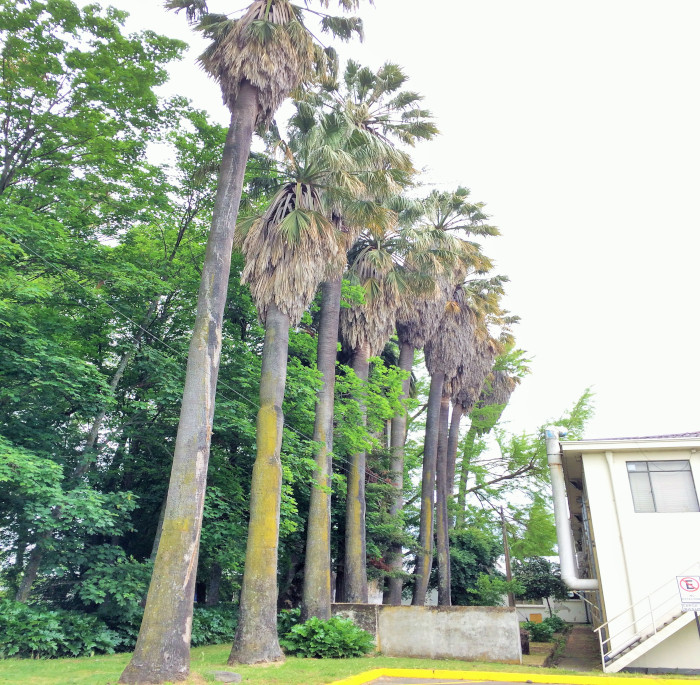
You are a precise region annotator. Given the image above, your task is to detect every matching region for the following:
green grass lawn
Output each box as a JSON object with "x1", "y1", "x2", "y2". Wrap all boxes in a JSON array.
[
  {"x1": 4, "y1": 644, "x2": 698, "y2": 685},
  {"x1": 0, "y1": 645, "x2": 576, "y2": 685}
]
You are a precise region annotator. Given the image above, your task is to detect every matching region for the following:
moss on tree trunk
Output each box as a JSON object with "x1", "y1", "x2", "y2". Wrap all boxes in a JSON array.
[
  {"x1": 412, "y1": 372, "x2": 444, "y2": 605},
  {"x1": 302, "y1": 277, "x2": 342, "y2": 620},
  {"x1": 344, "y1": 341, "x2": 370, "y2": 604},
  {"x1": 385, "y1": 340, "x2": 414, "y2": 605},
  {"x1": 436, "y1": 389, "x2": 451, "y2": 606},
  {"x1": 230, "y1": 303, "x2": 288, "y2": 665},
  {"x1": 120, "y1": 83, "x2": 259, "y2": 685}
]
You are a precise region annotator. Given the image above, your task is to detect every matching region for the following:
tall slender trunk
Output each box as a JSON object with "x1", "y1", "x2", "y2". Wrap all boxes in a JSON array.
[
  {"x1": 446, "y1": 404, "x2": 463, "y2": 499},
  {"x1": 435, "y1": 389, "x2": 451, "y2": 606},
  {"x1": 344, "y1": 340, "x2": 370, "y2": 603},
  {"x1": 446, "y1": 403, "x2": 463, "y2": 530},
  {"x1": 500, "y1": 507, "x2": 515, "y2": 608},
  {"x1": 302, "y1": 277, "x2": 342, "y2": 620},
  {"x1": 120, "y1": 84, "x2": 259, "y2": 685},
  {"x1": 205, "y1": 562, "x2": 222, "y2": 607},
  {"x1": 412, "y1": 372, "x2": 444, "y2": 605},
  {"x1": 385, "y1": 341, "x2": 413, "y2": 605},
  {"x1": 456, "y1": 423, "x2": 478, "y2": 529},
  {"x1": 230, "y1": 303, "x2": 289, "y2": 664},
  {"x1": 148, "y1": 494, "x2": 168, "y2": 564}
]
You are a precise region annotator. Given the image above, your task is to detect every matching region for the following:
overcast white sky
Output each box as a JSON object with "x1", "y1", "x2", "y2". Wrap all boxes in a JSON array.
[{"x1": 116, "y1": 0, "x2": 700, "y2": 440}]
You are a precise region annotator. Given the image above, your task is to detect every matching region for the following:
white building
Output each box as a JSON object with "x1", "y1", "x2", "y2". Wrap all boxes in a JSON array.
[{"x1": 547, "y1": 429, "x2": 700, "y2": 674}]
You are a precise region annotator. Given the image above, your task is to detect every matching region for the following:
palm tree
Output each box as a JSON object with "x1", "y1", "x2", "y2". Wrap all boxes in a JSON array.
[
  {"x1": 414, "y1": 285, "x2": 480, "y2": 606},
  {"x1": 301, "y1": 61, "x2": 437, "y2": 616},
  {"x1": 389, "y1": 188, "x2": 497, "y2": 605},
  {"x1": 338, "y1": 229, "x2": 404, "y2": 603},
  {"x1": 436, "y1": 324, "x2": 499, "y2": 606},
  {"x1": 386, "y1": 269, "x2": 457, "y2": 605},
  {"x1": 338, "y1": 223, "x2": 455, "y2": 602},
  {"x1": 229, "y1": 104, "x2": 389, "y2": 663},
  {"x1": 445, "y1": 277, "x2": 514, "y2": 501},
  {"x1": 445, "y1": 333, "x2": 499, "y2": 499},
  {"x1": 121, "y1": 3, "x2": 365, "y2": 682}
]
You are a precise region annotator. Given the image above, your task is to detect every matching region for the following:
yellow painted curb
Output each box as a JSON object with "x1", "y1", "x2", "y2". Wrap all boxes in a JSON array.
[{"x1": 327, "y1": 668, "x2": 700, "y2": 685}]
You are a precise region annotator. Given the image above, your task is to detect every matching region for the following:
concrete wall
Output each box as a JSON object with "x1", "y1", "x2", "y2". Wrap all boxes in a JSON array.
[
  {"x1": 332, "y1": 603, "x2": 522, "y2": 663},
  {"x1": 516, "y1": 598, "x2": 589, "y2": 624}
]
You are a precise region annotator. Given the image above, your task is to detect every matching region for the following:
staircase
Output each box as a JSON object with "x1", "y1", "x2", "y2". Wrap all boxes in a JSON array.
[{"x1": 594, "y1": 562, "x2": 699, "y2": 673}]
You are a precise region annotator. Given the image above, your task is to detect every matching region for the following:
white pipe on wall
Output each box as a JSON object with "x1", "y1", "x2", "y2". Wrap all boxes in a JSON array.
[{"x1": 545, "y1": 426, "x2": 599, "y2": 591}]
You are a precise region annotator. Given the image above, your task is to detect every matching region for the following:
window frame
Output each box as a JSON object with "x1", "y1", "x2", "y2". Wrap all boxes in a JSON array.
[{"x1": 626, "y1": 459, "x2": 700, "y2": 513}]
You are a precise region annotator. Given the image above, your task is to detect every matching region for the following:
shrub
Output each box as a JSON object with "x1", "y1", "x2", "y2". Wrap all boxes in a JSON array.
[
  {"x1": 191, "y1": 603, "x2": 238, "y2": 647},
  {"x1": 280, "y1": 616, "x2": 374, "y2": 658},
  {"x1": 0, "y1": 600, "x2": 120, "y2": 658},
  {"x1": 0, "y1": 597, "x2": 239, "y2": 658},
  {"x1": 277, "y1": 607, "x2": 301, "y2": 637},
  {"x1": 524, "y1": 620, "x2": 555, "y2": 642},
  {"x1": 543, "y1": 614, "x2": 567, "y2": 633}
]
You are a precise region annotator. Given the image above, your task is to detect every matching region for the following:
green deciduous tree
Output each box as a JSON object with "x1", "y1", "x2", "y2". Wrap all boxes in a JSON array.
[{"x1": 513, "y1": 557, "x2": 568, "y2": 617}]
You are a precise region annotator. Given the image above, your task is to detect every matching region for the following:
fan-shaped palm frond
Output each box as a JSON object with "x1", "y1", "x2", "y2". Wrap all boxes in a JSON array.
[
  {"x1": 199, "y1": 1, "x2": 316, "y2": 126},
  {"x1": 419, "y1": 186, "x2": 498, "y2": 237},
  {"x1": 241, "y1": 181, "x2": 343, "y2": 325}
]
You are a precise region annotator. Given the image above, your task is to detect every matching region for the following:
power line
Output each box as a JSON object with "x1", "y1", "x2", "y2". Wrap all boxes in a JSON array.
[{"x1": 2, "y1": 226, "x2": 401, "y2": 489}]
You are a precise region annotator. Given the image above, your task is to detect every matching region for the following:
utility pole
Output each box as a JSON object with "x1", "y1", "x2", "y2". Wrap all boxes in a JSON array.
[{"x1": 501, "y1": 506, "x2": 515, "y2": 607}]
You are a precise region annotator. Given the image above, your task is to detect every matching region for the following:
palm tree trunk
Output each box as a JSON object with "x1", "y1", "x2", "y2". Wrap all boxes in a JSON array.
[
  {"x1": 230, "y1": 303, "x2": 288, "y2": 664},
  {"x1": 344, "y1": 340, "x2": 370, "y2": 603},
  {"x1": 120, "y1": 83, "x2": 259, "y2": 685},
  {"x1": 412, "y1": 372, "x2": 444, "y2": 605},
  {"x1": 446, "y1": 403, "x2": 463, "y2": 530},
  {"x1": 385, "y1": 340, "x2": 413, "y2": 605},
  {"x1": 456, "y1": 423, "x2": 478, "y2": 529},
  {"x1": 436, "y1": 389, "x2": 451, "y2": 606},
  {"x1": 301, "y1": 276, "x2": 342, "y2": 620}
]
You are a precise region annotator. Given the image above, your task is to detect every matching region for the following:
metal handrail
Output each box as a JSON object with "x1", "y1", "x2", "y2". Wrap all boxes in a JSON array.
[
  {"x1": 597, "y1": 590, "x2": 677, "y2": 651},
  {"x1": 577, "y1": 592, "x2": 602, "y2": 624},
  {"x1": 595, "y1": 560, "x2": 699, "y2": 632},
  {"x1": 593, "y1": 561, "x2": 699, "y2": 670}
]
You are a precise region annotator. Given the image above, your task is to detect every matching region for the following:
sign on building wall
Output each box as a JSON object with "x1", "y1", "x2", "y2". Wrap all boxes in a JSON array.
[{"x1": 677, "y1": 576, "x2": 700, "y2": 612}]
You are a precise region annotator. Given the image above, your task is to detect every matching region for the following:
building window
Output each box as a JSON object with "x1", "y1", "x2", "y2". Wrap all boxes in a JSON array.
[{"x1": 627, "y1": 460, "x2": 700, "y2": 513}]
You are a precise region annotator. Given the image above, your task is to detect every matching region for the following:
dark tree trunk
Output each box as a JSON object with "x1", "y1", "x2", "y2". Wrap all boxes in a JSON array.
[
  {"x1": 334, "y1": 564, "x2": 345, "y2": 603},
  {"x1": 230, "y1": 303, "x2": 289, "y2": 664},
  {"x1": 15, "y1": 543, "x2": 44, "y2": 602},
  {"x1": 412, "y1": 372, "x2": 444, "y2": 605},
  {"x1": 446, "y1": 404, "x2": 463, "y2": 501},
  {"x1": 120, "y1": 83, "x2": 259, "y2": 685},
  {"x1": 302, "y1": 277, "x2": 341, "y2": 620},
  {"x1": 205, "y1": 562, "x2": 222, "y2": 607},
  {"x1": 436, "y1": 389, "x2": 451, "y2": 606},
  {"x1": 456, "y1": 423, "x2": 479, "y2": 529},
  {"x1": 278, "y1": 553, "x2": 303, "y2": 609},
  {"x1": 385, "y1": 340, "x2": 414, "y2": 605},
  {"x1": 148, "y1": 494, "x2": 168, "y2": 564},
  {"x1": 344, "y1": 340, "x2": 370, "y2": 603}
]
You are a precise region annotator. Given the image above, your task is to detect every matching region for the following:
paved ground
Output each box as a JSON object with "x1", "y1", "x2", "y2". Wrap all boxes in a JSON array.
[
  {"x1": 329, "y1": 625, "x2": 664, "y2": 685},
  {"x1": 365, "y1": 679, "x2": 556, "y2": 684},
  {"x1": 555, "y1": 625, "x2": 602, "y2": 672}
]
